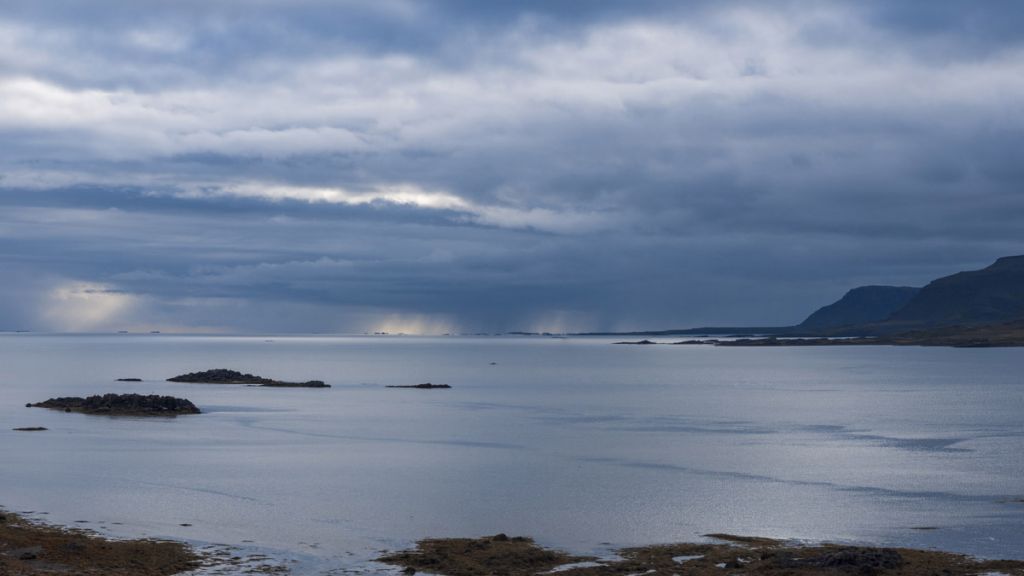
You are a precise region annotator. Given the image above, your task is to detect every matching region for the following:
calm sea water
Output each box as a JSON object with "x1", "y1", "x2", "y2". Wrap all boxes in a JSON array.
[{"x1": 1, "y1": 334, "x2": 1023, "y2": 572}]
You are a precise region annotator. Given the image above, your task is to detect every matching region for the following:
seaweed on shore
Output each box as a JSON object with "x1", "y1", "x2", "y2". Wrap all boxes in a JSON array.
[
  {"x1": 0, "y1": 510, "x2": 201, "y2": 576},
  {"x1": 379, "y1": 533, "x2": 1024, "y2": 576}
]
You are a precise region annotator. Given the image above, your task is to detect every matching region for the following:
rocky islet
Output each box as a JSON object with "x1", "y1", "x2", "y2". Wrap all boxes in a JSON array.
[{"x1": 26, "y1": 394, "x2": 201, "y2": 416}]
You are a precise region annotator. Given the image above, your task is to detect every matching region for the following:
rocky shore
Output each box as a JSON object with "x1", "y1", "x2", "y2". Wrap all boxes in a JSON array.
[
  {"x1": 0, "y1": 510, "x2": 200, "y2": 576},
  {"x1": 386, "y1": 382, "x2": 452, "y2": 389},
  {"x1": 167, "y1": 368, "x2": 330, "y2": 387},
  {"x1": 4, "y1": 511, "x2": 1023, "y2": 576},
  {"x1": 380, "y1": 533, "x2": 1024, "y2": 576},
  {"x1": 26, "y1": 393, "x2": 201, "y2": 416},
  {"x1": 0, "y1": 510, "x2": 290, "y2": 575}
]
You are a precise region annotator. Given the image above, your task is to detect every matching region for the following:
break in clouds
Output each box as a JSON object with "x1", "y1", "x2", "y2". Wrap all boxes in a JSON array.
[{"x1": 1, "y1": 0, "x2": 1023, "y2": 333}]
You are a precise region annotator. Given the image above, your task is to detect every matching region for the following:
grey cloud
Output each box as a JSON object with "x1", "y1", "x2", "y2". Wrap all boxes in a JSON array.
[{"x1": 0, "y1": 1, "x2": 1023, "y2": 332}]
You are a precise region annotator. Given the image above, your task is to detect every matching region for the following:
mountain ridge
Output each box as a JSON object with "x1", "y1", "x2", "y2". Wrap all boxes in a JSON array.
[
  {"x1": 797, "y1": 285, "x2": 920, "y2": 331},
  {"x1": 575, "y1": 255, "x2": 1024, "y2": 342}
]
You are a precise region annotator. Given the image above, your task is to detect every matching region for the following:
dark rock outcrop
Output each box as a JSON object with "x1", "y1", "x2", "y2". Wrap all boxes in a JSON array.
[
  {"x1": 116, "y1": 378, "x2": 143, "y2": 382},
  {"x1": 12, "y1": 427, "x2": 48, "y2": 431},
  {"x1": 28, "y1": 394, "x2": 201, "y2": 416},
  {"x1": 168, "y1": 369, "x2": 329, "y2": 388},
  {"x1": 810, "y1": 547, "x2": 903, "y2": 571},
  {"x1": 614, "y1": 339, "x2": 658, "y2": 345},
  {"x1": 386, "y1": 383, "x2": 452, "y2": 389}
]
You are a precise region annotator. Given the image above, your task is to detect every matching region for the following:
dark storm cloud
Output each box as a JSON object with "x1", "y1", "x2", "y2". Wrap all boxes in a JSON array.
[{"x1": 0, "y1": 0, "x2": 1022, "y2": 332}]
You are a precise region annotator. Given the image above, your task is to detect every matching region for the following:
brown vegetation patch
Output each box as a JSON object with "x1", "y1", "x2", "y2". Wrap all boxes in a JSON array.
[
  {"x1": 0, "y1": 510, "x2": 200, "y2": 575},
  {"x1": 378, "y1": 534, "x2": 583, "y2": 576},
  {"x1": 379, "y1": 533, "x2": 1024, "y2": 576}
]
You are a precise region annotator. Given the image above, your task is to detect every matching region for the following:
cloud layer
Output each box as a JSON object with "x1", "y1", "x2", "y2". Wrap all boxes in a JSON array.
[{"x1": 1, "y1": 1, "x2": 1023, "y2": 332}]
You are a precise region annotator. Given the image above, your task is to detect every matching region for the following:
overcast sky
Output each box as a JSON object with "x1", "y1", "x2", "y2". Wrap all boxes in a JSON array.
[{"x1": 1, "y1": 0, "x2": 1022, "y2": 333}]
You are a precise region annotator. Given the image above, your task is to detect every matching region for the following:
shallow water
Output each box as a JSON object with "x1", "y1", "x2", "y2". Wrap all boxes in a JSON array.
[{"x1": 1, "y1": 334, "x2": 1023, "y2": 572}]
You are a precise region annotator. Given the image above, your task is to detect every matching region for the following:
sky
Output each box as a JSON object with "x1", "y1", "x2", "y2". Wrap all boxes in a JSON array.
[{"x1": 1, "y1": 0, "x2": 1023, "y2": 334}]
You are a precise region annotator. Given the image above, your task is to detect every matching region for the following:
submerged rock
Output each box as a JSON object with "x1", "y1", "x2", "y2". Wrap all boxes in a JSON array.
[
  {"x1": 28, "y1": 394, "x2": 201, "y2": 416},
  {"x1": 12, "y1": 427, "x2": 48, "y2": 431},
  {"x1": 167, "y1": 368, "x2": 329, "y2": 388},
  {"x1": 385, "y1": 383, "x2": 452, "y2": 389},
  {"x1": 116, "y1": 378, "x2": 143, "y2": 382}
]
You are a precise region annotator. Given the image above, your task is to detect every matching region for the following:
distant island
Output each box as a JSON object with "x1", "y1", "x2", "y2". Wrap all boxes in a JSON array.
[
  {"x1": 168, "y1": 368, "x2": 330, "y2": 387},
  {"x1": 27, "y1": 393, "x2": 201, "y2": 416},
  {"x1": 618, "y1": 321, "x2": 1024, "y2": 348},
  {"x1": 600, "y1": 255, "x2": 1024, "y2": 347}
]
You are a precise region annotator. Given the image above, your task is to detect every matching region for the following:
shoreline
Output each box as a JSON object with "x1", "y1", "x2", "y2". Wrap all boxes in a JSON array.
[
  {"x1": 0, "y1": 508, "x2": 200, "y2": 575},
  {"x1": 614, "y1": 330, "x2": 1024, "y2": 347},
  {"x1": 0, "y1": 509, "x2": 288, "y2": 575},
  {"x1": 379, "y1": 533, "x2": 1024, "y2": 576},
  {"x1": 4, "y1": 510, "x2": 1024, "y2": 576}
]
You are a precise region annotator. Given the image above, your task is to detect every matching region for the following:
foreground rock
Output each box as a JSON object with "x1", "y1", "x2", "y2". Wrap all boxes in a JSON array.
[
  {"x1": 168, "y1": 368, "x2": 329, "y2": 387},
  {"x1": 0, "y1": 509, "x2": 201, "y2": 576},
  {"x1": 27, "y1": 394, "x2": 201, "y2": 416},
  {"x1": 379, "y1": 533, "x2": 1024, "y2": 576},
  {"x1": 385, "y1": 383, "x2": 452, "y2": 389}
]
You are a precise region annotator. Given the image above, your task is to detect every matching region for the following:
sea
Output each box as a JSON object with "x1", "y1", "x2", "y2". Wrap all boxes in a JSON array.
[{"x1": 1, "y1": 333, "x2": 1022, "y2": 573}]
